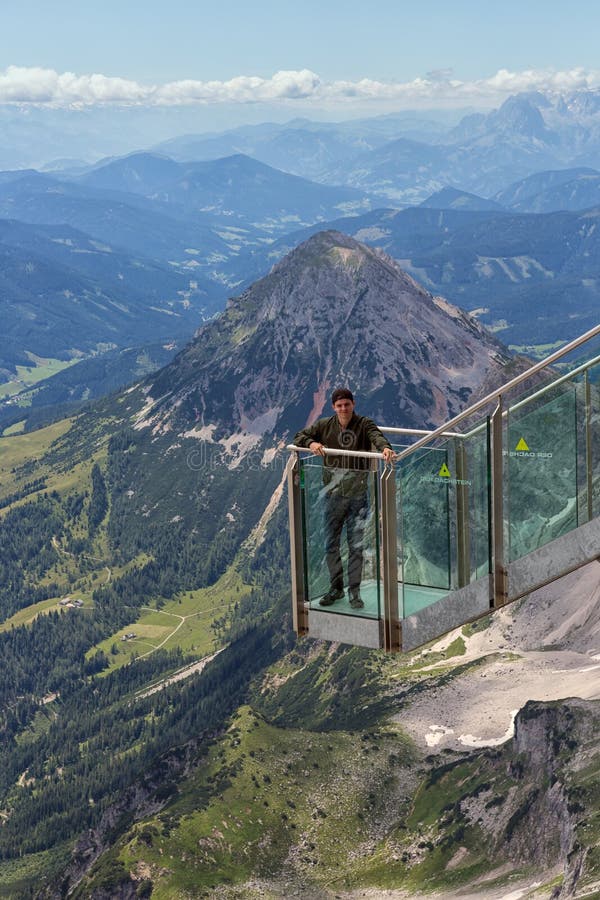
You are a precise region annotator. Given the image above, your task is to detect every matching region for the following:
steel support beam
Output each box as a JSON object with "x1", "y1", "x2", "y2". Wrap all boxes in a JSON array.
[
  {"x1": 287, "y1": 455, "x2": 308, "y2": 635},
  {"x1": 455, "y1": 439, "x2": 470, "y2": 589},
  {"x1": 490, "y1": 401, "x2": 507, "y2": 607},
  {"x1": 585, "y1": 371, "x2": 593, "y2": 523},
  {"x1": 381, "y1": 465, "x2": 401, "y2": 652}
]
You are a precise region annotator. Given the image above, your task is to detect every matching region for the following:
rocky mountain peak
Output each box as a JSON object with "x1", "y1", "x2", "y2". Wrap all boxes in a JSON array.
[
  {"x1": 489, "y1": 96, "x2": 550, "y2": 141},
  {"x1": 145, "y1": 230, "x2": 518, "y2": 449}
]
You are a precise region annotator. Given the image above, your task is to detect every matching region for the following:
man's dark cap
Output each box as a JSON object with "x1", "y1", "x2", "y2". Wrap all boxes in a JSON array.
[{"x1": 331, "y1": 388, "x2": 354, "y2": 404}]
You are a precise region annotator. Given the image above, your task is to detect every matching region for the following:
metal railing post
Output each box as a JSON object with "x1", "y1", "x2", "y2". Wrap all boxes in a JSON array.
[
  {"x1": 585, "y1": 371, "x2": 593, "y2": 522},
  {"x1": 380, "y1": 465, "x2": 401, "y2": 652},
  {"x1": 455, "y1": 438, "x2": 470, "y2": 588},
  {"x1": 287, "y1": 454, "x2": 308, "y2": 635},
  {"x1": 490, "y1": 400, "x2": 508, "y2": 607}
]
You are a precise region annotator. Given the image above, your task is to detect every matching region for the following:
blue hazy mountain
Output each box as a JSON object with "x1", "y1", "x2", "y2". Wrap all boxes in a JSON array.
[
  {"x1": 0, "y1": 170, "x2": 238, "y2": 270},
  {"x1": 364, "y1": 92, "x2": 600, "y2": 199},
  {"x1": 324, "y1": 136, "x2": 448, "y2": 203},
  {"x1": 419, "y1": 187, "x2": 506, "y2": 211},
  {"x1": 76, "y1": 151, "x2": 371, "y2": 226},
  {"x1": 324, "y1": 97, "x2": 561, "y2": 201},
  {"x1": 495, "y1": 167, "x2": 600, "y2": 212},
  {"x1": 151, "y1": 115, "x2": 452, "y2": 179},
  {"x1": 448, "y1": 94, "x2": 554, "y2": 143},
  {"x1": 0, "y1": 218, "x2": 219, "y2": 373}
]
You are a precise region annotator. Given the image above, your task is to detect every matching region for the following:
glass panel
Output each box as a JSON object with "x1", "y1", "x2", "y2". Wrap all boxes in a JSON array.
[
  {"x1": 507, "y1": 386, "x2": 578, "y2": 561},
  {"x1": 397, "y1": 444, "x2": 451, "y2": 590},
  {"x1": 588, "y1": 363, "x2": 600, "y2": 519},
  {"x1": 300, "y1": 457, "x2": 380, "y2": 618},
  {"x1": 395, "y1": 443, "x2": 454, "y2": 618},
  {"x1": 464, "y1": 427, "x2": 491, "y2": 581},
  {"x1": 574, "y1": 372, "x2": 594, "y2": 525},
  {"x1": 394, "y1": 420, "x2": 492, "y2": 619}
]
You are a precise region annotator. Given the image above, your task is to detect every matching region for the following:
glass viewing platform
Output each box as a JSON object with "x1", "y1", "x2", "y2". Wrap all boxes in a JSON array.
[{"x1": 287, "y1": 324, "x2": 600, "y2": 652}]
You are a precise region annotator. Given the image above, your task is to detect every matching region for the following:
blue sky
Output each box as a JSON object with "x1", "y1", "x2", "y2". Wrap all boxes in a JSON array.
[{"x1": 0, "y1": 0, "x2": 598, "y2": 121}]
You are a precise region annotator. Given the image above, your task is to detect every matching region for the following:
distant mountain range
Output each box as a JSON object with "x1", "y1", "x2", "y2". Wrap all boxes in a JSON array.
[
  {"x1": 75, "y1": 151, "x2": 371, "y2": 229},
  {"x1": 0, "y1": 169, "x2": 236, "y2": 271},
  {"x1": 0, "y1": 156, "x2": 374, "y2": 396},
  {"x1": 152, "y1": 90, "x2": 600, "y2": 202},
  {"x1": 5, "y1": 89, "x2": 600, "y2": 204},
  {"x1": 151, "y1": 112, "x2": 454, "y2": 178},
  {"x1": 0, "y1": 154, "x2": 373, "y2": 282},
  {"x1": 0, "y1": 217, "x2": 214, "y2": 374},
  {"x1": 3, "y1": 89, "x2": 600, "y2": 414}
]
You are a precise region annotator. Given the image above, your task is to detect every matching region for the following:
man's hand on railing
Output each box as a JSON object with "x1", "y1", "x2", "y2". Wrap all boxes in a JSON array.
[
  {"x1": 309, "y1": 441, "x2": 326, "y2": 457},
  {"x1": 307, "y1": 442, "x2": 396, "y2": 463}
]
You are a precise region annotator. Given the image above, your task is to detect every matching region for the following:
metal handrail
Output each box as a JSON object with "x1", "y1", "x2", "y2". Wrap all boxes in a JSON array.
[
  {"x1": 288, "y1": 429, "x2": 469, "y2": 463},
  {"x1": 381, "y1": 426, "x2": 465, "y2": 438},
  {"x1": 461, "y1": 349, "x2": 600, "y2": 440},
  {"x1": 286, "y1": 444, "x2": 385, "y2": 460},
  {"x1": 395, "y1": 323, "x2": 600, "y2": 462}
]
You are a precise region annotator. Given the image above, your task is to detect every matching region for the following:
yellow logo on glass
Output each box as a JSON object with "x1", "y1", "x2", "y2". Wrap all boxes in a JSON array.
[
  {"x1": 438, "y1": 462, "x2": 451, "y2": 478},
  {"x1": 515, "y1": 437, "x2": 530, "y2": 452}
]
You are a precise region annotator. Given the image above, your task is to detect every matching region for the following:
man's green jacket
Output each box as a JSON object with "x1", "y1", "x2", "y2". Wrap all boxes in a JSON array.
[{"x1": 293, "y1": 413, "x2": 392, "y2": 474}]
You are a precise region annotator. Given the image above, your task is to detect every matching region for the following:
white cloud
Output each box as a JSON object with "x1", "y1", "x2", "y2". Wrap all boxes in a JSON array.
[
  {"x1": 0, "y1": 65, "x2": 150, "y2": 106},
  {"x1": 156, "y1": 69, "x2": 321, "y2": 105},
  {"x1": 2, "y1": 64, "x2": 600, "y2": 109}
]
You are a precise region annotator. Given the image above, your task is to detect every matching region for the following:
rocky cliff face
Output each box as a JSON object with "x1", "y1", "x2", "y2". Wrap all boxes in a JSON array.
[
  {"x1": 483, "y1": 699, "x2": 600, "y2": 898},
  {"x1": 402, "y1": 697, "x2": 600, "y2": 898},
  {"x1": 144, "y1": 229, "x2": 518, "y2": 452}
]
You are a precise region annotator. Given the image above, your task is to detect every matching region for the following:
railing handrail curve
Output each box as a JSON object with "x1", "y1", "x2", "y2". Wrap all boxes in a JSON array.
[
  {"x1": 286, "y1": 444, "x2": 385, "y2": 460},
  {"x1": 395, "y1": 323, "x2": 600, "y2": 462}
]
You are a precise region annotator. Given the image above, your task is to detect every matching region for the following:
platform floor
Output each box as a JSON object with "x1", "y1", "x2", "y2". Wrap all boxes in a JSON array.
[
  {"x1": 309, "y1": 581, "x2": 450, "y2": 620},
  {"x1": 402, "y1": 583, "x2": 450, "y2": 617}
]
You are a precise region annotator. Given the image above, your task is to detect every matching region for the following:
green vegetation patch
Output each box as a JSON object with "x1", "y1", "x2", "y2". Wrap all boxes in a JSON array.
[
  {"x1": 509, "y1": 341, "x2": 565, "y2": 360},
  {"x1": 0, "y1": 418, "x2": 73, "y2": 487},
  {"x1": 411, "y1": 635, "x2": 468, "y2": 669},
  {"x1": 1, "y1": 420, "x2": 25, "y2": 436},
  {"x1": 89, "y1": 564, "x2": 251, "y2": 672},
  {"x1": 112, "y1": 705, "x2": 416, "y2": 897},
  {"x1": 0, "y1": 842, "x2": 72, "y2": 897},
  {"x1": 462, "y1": 616, "x2": 492, "y2": 638},
  {"x1": 254, "y1": 643, "x2": 397, "y2": 731},
  {"x1": 0, "y1": 596, "x2": 62, "y2": 632}
]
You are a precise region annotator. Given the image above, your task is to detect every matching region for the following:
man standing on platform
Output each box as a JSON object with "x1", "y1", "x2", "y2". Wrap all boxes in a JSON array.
[{"x1": 293, "y1": 388, "x2": 394, "y2": 609}]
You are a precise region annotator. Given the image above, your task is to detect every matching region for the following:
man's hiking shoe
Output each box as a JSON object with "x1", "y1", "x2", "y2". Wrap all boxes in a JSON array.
[
  {"x1": 319, "y1": 588, "x2": 344, "y2": 606},
  {"x1": 349, "y1": 592, "x2": 364, "y2": 609}
]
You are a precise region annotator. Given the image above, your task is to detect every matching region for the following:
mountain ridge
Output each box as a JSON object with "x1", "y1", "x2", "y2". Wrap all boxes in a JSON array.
[
  {"x1": 145, "y1": 229, "x2": 516, "y2": 445},
  {"x1": 233, "y1": 205, "x2": 600, "y2": 346}
]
